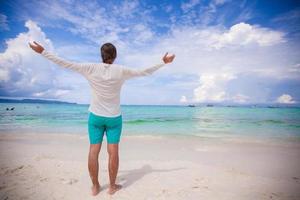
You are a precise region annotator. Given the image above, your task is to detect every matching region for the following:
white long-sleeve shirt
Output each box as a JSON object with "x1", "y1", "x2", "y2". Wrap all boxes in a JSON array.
[{"x1": 41, "y1": 50, "x2": 165, "y2": 117}]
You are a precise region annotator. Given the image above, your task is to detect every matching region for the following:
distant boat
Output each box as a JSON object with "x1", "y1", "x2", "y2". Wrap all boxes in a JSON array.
[
  {"x1": 188, "y1": 104, "x2": 196, "y2": 107},
  {"x1": 206, "y1": 104, "x2": 214, "y2": 107}
]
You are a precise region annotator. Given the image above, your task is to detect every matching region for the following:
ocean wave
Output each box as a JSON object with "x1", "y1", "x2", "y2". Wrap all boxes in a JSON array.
[
  {"x1": 124, "y1": 118, "x2": 185, "y2": 124},
  {"x1": 259, "y1": 119, "x2": 285, "y2": 124},
  {"x1": 123, "y1": 117, "x2": 218, "y2": 125}
]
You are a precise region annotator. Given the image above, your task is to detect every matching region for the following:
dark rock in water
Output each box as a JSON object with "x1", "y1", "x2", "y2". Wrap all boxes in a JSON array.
[
  {"x1": 6, "y1": 108, "x2": 9, "y2": 111},
  {"x1": 10, "y1": 107, "x2": 15, "y2": 110},
  {"x1": 188, "y1": 104, "x2": 195, "y2": 107},
  {"x1": 206, "y1": 104, "x2": 214, "y2": 107}
]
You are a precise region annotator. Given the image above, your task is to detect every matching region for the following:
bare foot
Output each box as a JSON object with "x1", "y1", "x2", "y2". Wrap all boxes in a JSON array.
[
  {"x1": 91, "y1": 184, "x2": 101, "y2": 196},
  {"x1": 108, "y1": 184, "x2": 122, "y2": 195}
]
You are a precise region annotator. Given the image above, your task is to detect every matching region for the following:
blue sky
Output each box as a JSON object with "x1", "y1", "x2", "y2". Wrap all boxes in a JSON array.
[{"x1": 0, "y1": 0, "x2": 300, "y2": 105}]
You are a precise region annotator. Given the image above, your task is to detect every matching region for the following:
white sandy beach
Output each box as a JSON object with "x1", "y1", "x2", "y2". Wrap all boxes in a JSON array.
[{"x1": 0, "y1": 133, "x2": 300, "y2": 200}]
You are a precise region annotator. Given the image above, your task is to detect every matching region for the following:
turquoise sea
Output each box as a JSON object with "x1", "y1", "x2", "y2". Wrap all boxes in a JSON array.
[{"x1": 1, "y1": 103, "x2": 300, "y2": 139}]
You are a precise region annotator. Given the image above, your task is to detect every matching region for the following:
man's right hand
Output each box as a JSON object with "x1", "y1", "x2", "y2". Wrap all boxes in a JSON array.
[
  {"x1": 29, "y1": 41, "x2": 44, "y2": 54},
  {"x1": 162, "y1": 52, "x2": 175, "y2": 64}
]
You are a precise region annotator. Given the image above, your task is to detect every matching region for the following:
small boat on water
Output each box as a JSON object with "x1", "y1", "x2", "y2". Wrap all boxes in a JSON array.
[{"x1": 6, "y1": 107, "x2": 15, "y2": 111}]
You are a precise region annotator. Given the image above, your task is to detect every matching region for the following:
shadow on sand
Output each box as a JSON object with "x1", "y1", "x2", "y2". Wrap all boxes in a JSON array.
[{"x1": 117, "y1": 164, "x2": 186, "y2": 189}]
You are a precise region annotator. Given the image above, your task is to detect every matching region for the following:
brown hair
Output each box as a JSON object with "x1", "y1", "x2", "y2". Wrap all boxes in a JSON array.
[{"x1": 101, "y1": 43, "x2": 117, "y2": 64}]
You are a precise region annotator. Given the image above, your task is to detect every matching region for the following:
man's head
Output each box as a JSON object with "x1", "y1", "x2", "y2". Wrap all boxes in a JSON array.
[{"x1": 101, "y1": 43, "x2": 117, "y2": 64}]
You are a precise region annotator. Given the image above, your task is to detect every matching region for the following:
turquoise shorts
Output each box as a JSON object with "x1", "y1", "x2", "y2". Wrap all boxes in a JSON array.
[{"x1": 88, "y1": 112, "x2": 122, "y2": 144}]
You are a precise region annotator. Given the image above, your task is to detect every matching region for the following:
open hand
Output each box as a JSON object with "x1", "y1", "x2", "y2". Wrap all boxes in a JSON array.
[
  {"x1": 162, "y1": 52, "x2": 175, "y2": 64},
  {"x1": 28, "y1": 41, "x2": 44, "y2": 54}
]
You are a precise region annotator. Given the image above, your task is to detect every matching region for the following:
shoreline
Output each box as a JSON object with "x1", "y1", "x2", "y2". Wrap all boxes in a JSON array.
[
  {"x1": 1, "y1": 130, "x2": 300, "y2": 145},
  {"x1": 0, "y1": 132, "x2": 300, "y2": 199}
]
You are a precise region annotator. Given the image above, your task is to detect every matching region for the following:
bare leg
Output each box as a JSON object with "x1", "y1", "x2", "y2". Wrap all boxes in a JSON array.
[
  {"x1": 107, "y1": 143, "x2": 122, "y2": 195},
  {"x1": 88, "y1": 143, "x2": 101, "y2": 196}
]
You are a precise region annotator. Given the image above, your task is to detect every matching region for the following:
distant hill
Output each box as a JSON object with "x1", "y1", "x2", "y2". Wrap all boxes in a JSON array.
[{"x1": 0, "y1": 98, "x2": 77, "y2": 104}]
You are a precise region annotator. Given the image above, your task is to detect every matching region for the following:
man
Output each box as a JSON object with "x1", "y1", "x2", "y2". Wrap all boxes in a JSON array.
[{"x1": 29, "y1": 41, "x2": 175, "y2": 195}]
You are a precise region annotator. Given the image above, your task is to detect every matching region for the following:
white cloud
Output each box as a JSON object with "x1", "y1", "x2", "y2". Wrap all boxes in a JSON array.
[
  {"x1": 232, "y1": 94, "x2": 249, "y2": 103},
  {"x1": 181, "y1": 0, "x2": 200, "y2": 13},
  {"x1": 114, "y1": 22, "x2": 298, "y2": 104},
  {"x1": 180, "y1": 95, "x2": 187, "y2": 103},
  {"x1": 193, "y1": 73, "x2": 236, "y2": 102},
  {"x1": 0, "y1": 68, "x2": 9, "y2": 81},
  {"x1": 213, "y1": 0, "x2": 230, "y2": 6},
  {"x1": 0, "y1": 20, "x2": 87, "y2": 102},
  {"x1": 276, "y1": 94, "x2": 296, "y2": 104},
  {"x1": 0, "y1": 20, "x2": 54, "y2": 85},
  {"x1": 273, "y1": 9, "x2": 300, "y2": 23},
  {"x1": 33, "y1": 89, "x2": 70, "y2": 98},
  {"x1": 2, "y1": 0, "x2": 299, "y2": 105},
  {"x1": 113, "y1": 0, "x2": 139, "y2": 18},
  {"x1": 234, "y1": 7, "x2": 253, "y2": 23},
  {"x1": 132, "y1": 24, "x2": 154, "y2": 43},
  {"x1": 211, "y1": 22, "x2": 285, "y2": 49},
  {"x1": 26, "y1": 0, "x2": 155, "y2": 49},
  {"x1": 0, "y1": 14, "x2": 9, "y2": 31},
  {"x1": 288, "y1": 63, "x2": 300, "y2": 73}
]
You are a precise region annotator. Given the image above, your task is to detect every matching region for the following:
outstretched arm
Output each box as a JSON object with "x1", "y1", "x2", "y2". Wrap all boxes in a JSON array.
[
  {"x1": 122, "y1": 52, "x2": 175, "y2": 79},
  {"x1": 29, "y1": 41, "x2": 93, "y2": 75}
]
